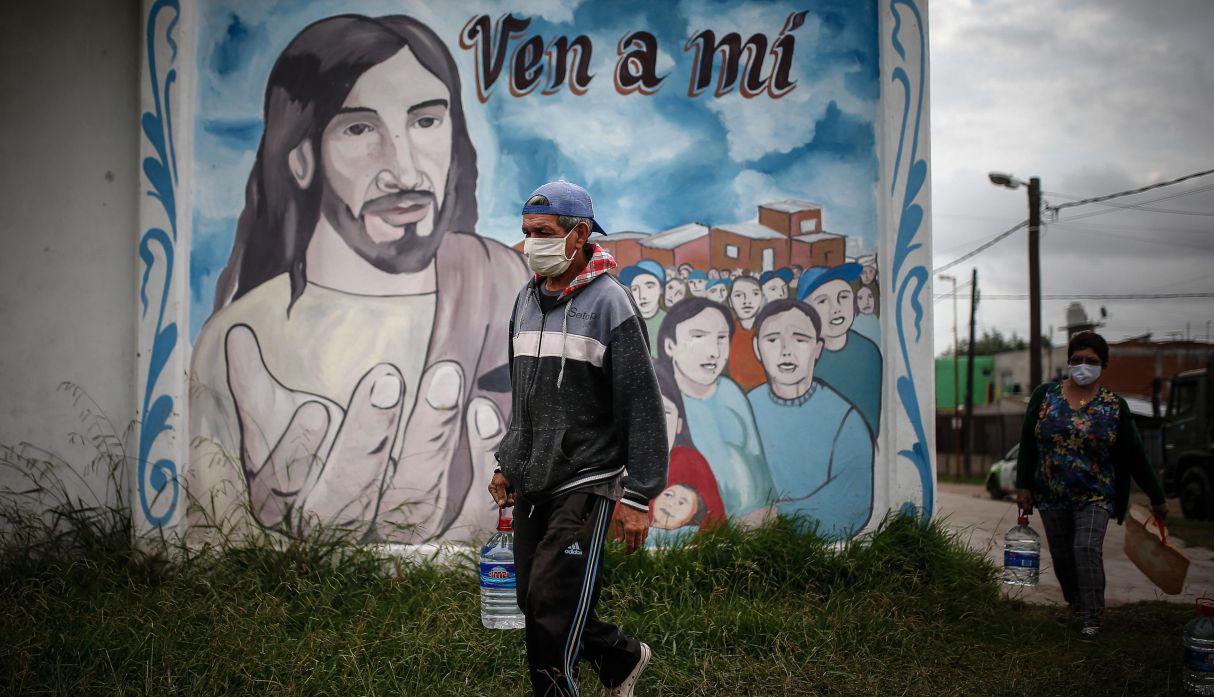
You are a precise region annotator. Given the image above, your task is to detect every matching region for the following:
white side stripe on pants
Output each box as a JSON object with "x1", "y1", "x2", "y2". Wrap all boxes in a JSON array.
[{"x1": 561, "y1": 497, "x2": 610, "y2": 697}]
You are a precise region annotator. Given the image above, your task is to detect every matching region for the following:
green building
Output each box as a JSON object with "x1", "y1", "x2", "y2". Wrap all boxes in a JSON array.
[{"x1": 935, "y1": 356, "x2": 995, "y2": 410}]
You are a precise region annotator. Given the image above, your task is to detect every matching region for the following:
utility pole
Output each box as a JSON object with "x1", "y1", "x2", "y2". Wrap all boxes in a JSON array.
[
  {"x1": 964, "y1": 268, "x2": 979, "y2": 477},
  {"x1": 1028, "y1": 176, "x2": 1042, "y2": 390}
]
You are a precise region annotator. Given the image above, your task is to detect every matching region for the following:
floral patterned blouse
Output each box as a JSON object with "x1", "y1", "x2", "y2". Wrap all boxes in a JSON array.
[{"x1": 1032, "y1": 381, "x2": 1120, "y2": 512}]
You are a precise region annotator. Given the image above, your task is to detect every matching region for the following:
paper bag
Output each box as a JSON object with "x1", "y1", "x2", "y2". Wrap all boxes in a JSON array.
[{"x1": 1123, "y1": 504, "x2": 1190, "y2": 595}]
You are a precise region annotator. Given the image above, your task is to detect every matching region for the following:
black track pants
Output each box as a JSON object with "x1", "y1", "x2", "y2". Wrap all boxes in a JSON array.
[{"x1": 513, "y1": 492, "x2": 642, "y2": 696}]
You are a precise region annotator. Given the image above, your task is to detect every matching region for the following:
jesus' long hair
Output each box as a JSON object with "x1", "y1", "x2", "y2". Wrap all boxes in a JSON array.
[{"x1": 212, "y1": 14, "x2": 478, "y2": 312}]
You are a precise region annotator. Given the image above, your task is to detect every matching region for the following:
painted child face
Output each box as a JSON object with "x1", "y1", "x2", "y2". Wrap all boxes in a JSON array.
[
  {"x1": 861, "y1": 265, "x2": 877, "y2": 285},
  {"x1": 807, "y1": 279, "x2": 855, "y2": 340},
  {"x1": 762, "y1": 278, "x2": 788, "y2": 302},
  {"x1": 664, "y1": 279, "x2": 685, "y2": 306},
  {"x1": 856, "y1": 286, "x2": 876, "y2": 315},
  {"x1": 730, "y1": 281, "x2": 762, "y2": 322},
  {"x1": 665, "y1": 308, "x2": 730, "y2": 386},
  {"x1": 688, "y1": 279, "x2": 708, "y2": 297},
  {"x1": 653, "y1": 484, "x2": 699, "y2": 529},
  {"x1": 755, "y1": 309, "x2": 821, "y2": 390},
  {"x1": 707, "y1": 284, "x2": 728, "y2": 304},
  {"x1": 630, "y1": 274, "x2": 661, "y2": 318},
  {"x1": 661, "y1": 394, "x2": 681, "y2": 453}
]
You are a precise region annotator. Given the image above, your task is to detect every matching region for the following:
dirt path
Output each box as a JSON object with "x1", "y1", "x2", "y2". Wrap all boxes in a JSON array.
[{"x1": 937, "y1": 482, "x2": 1214, "y2": 607}]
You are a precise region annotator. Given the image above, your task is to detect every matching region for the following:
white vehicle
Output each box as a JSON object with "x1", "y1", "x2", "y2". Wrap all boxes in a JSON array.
[{"x1": 986, "y1": 444, "x2": 1020, "y2": 501}]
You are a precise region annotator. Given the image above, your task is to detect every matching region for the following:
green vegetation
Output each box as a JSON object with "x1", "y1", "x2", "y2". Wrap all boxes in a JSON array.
[{"x1": 0, "y1": 511, "x2": 1193, "y2": 696}]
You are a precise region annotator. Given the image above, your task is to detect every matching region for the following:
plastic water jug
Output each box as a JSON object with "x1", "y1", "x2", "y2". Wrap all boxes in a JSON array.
[
  {"x1": 1003, "y1": 513, "x2": 1040, "y2": 587},
  {"x1": 1183, "y1": 597, "x2": 1214, "y2": 694},
  {"x1": 480, "y1": 508, "x2": 525, "y2": 630}
]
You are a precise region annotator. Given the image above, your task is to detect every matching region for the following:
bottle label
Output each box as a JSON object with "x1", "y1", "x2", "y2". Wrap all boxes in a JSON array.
[
  {"x1": 480, "y1": 561, "x2": 516, "y2": 589},
  {"x1": 1186, "y1": 648, "x2": 1214, "y2": 672},
  {"x1": 1004, "y1": 550, "x2": 1040, "y2": 569}
]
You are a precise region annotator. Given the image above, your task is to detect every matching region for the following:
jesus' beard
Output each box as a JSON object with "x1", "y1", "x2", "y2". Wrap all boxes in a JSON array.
[{"x1": 320, "y1": 184, "x2": 447, "y2": 274}]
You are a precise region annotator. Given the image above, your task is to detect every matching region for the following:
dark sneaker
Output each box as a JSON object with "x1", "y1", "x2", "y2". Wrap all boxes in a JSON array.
[
  {"x1": 1079, "y1": 624, "x2": 1100, "y2": 641},
  {"x1": 606, "y1": 642, "x2": 652, "y2": 697}
]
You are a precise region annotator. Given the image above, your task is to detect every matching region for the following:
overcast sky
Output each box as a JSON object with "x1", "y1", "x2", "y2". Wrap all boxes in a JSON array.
[{"x1": 929, "y1": 0, "x2": 1214, "y2": 354}]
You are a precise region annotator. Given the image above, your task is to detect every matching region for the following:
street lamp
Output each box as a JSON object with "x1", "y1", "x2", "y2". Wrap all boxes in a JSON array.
[
  {"x1": 989, "y1": 171, "x2": 1043, "y2": 390},
  {"x1": 939, "y1": 273, "x2": 960, "y2": 475}
]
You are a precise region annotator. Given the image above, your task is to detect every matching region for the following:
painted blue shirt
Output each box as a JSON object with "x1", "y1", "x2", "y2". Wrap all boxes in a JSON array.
[
  {"x1": 815, "y1": 330, "x2": 882, "y2": 434},
  {"x1": 683, "y1": 377, "x2": 774, "y2": 519},
  {"x1": 852, "y1": 313, "x2": 880, "y2": 345},
  {"x1": 748, "y1": 380, "x2": 874, "y2": 538}
]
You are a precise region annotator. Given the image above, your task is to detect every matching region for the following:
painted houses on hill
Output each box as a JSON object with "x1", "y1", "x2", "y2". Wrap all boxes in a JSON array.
[{"x1": 593, "y1": 200, "x2": 847, "y2": 274}]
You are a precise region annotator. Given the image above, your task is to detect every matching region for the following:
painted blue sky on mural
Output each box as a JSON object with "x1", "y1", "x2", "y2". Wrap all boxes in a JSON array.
[{"x1": 189, "y1": 0, "x2": 879, "y2": 341}]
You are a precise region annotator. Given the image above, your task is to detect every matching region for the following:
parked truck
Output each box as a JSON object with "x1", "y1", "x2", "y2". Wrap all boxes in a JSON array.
[{"x1": 1160, "y1": 357, "x2": 1214, "y2": 519}]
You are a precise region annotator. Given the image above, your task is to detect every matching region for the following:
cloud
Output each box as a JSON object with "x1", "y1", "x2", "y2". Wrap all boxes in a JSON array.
[
  {"x1": 929, "y1": 0, "x2": 1214, "y2": 351},
  {"x1": 496, "y1": 96, "x2": 696, "y2": 177}
]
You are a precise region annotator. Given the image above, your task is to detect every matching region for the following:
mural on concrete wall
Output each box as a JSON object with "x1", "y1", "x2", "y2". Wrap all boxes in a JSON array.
[{"x1": 161, "y1": 0, "x2": 933, "y2": 546}]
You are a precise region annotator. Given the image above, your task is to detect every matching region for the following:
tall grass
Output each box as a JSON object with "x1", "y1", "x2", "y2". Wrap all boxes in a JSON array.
[{"x1": 0, "y1": 387, "x2": 1190, "y2": 695}]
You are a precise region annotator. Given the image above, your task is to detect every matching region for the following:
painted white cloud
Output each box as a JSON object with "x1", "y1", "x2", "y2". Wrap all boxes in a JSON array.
[
  {"x1": 497, "y1": 95, "x2": 695, "y2": 177},
  {"x1": 676, "y1": 0, "x2": 875, "y2": 163},
  {"x1": 730, "y1": 152, "x2": 877, "y2": 249}
]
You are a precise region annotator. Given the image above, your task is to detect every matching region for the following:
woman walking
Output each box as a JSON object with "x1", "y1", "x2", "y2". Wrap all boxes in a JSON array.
[{"x1": 1015, "y1": 331, "x2": 1168, "y2": 640}]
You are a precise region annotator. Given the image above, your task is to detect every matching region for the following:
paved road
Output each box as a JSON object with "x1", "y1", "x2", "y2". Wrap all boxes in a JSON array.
[{"x1": 937, "y1": 483, "x2": 1214, "y2": 607}]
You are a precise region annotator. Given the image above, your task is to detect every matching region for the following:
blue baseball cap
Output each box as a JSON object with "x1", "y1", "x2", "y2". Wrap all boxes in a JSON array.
[
  {"x1": 687, "y1": 270, "x2": 708, "y2": 281},
  {"x1": 797, "y1": 263, "x2": 863, "y2": 302},
  {"x1": 706, "y1": 278, "x2": 731, "y2": 290},
  {"x1": 521, "y1": 180, "x2": 606, "y2": 234},
  {"x1": 760, "y1": 268, "x2": 793, "y2": 286},
  {"x1": 619, "y1": 260, "x2": 665, "y2": 287}
]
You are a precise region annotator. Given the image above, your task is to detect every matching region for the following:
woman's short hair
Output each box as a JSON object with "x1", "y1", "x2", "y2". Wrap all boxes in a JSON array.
[{"x1": 1068, "y1": 330, "x2": 1109, "y2": 366}]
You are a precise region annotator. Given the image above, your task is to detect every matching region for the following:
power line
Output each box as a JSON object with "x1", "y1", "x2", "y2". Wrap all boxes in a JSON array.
[
  {"x1": 1046, "y1": 183, "x2": 1214, "y2": 218},
  {"x1": 1045, "y1": 167, "x2": 1214, "y2": 213},
  {"x1": 932, "y1": 220, "x2": 1027, "y2": 274}
]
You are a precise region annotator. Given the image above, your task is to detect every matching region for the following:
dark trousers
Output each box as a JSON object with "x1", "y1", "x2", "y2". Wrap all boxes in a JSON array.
[
  {"x1": 1039, "y1": 505, "x2": 1111, "y2": 625},
  {"x1": 513, "y1": 492, "x2": 642, "y2": 696}
]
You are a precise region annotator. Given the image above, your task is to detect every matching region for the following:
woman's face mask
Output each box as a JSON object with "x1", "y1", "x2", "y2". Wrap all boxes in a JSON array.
[
  {"x1": 1069, "y1": 363, "x2": 1102, "y2": 386},
  {"x1": 523, "y1": 231, "x2": 575, "y2": 276}
]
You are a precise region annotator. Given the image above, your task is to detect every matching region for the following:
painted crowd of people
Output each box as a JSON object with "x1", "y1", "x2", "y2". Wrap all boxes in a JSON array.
[{"x1": 617, "y1": 259, "x2": 883, "y2": 541}]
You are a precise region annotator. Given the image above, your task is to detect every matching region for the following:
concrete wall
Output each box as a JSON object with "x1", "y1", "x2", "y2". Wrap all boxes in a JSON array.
[{"x1": 0, "y1": 1, "x2": 140, "y2": 516}]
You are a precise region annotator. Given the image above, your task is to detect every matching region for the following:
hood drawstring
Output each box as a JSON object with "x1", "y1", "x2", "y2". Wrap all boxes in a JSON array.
[{"x1": 556, "y1": 301, "x2": 572, "y2": 388}]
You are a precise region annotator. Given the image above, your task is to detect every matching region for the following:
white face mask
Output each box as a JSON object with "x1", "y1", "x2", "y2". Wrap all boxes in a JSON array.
[
  {"x1": 523, "y1": 232, "x2": 575, "y2": 277},
  {"x1": 1069, "y1": 363, "x2": 1102, "y2": 386}
]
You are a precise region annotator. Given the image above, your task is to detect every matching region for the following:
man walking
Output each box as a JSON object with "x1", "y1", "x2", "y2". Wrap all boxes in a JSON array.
[{"x1": 490, "y1": 181, "x2": 667, "y2": 696}]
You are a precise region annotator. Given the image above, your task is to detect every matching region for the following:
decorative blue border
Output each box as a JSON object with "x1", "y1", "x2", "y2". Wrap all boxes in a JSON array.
[
  {"x1": 888, "y1": 0, "x2": 932, "y2": 520},
  {"x1": 137, "y1": 0, "x2": 181, "y2": 527}
]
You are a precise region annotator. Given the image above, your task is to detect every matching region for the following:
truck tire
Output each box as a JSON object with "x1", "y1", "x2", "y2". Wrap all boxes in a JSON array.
[{"x1": 1180, "y1": 466, "x2": 1213, "y2": 520}]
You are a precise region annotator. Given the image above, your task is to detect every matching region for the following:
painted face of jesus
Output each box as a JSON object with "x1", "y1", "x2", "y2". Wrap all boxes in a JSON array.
[
  {"x1": 630, "y1": 274, "x2": 661, "y2": 319},
  {"x1": 807, "y1": 279, "x2": 855, "y2": 341},
  {"x1": 314, "y1": 46, "x2": 452, "y2": 273},
  {"x1": 665, "y1": 308, "x2": 730, "y2": 387},
  {"x1": 653, "y1": 484, "x2": 700, "y2": 530},
  {"x1": 754, "y1": 308, "x2": 821, "y2": 394}
]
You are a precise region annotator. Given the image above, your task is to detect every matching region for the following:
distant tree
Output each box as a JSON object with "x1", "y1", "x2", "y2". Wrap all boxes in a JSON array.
[{"x1": 950, "y1": 328, "x2": 1049, "y2": 356}]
